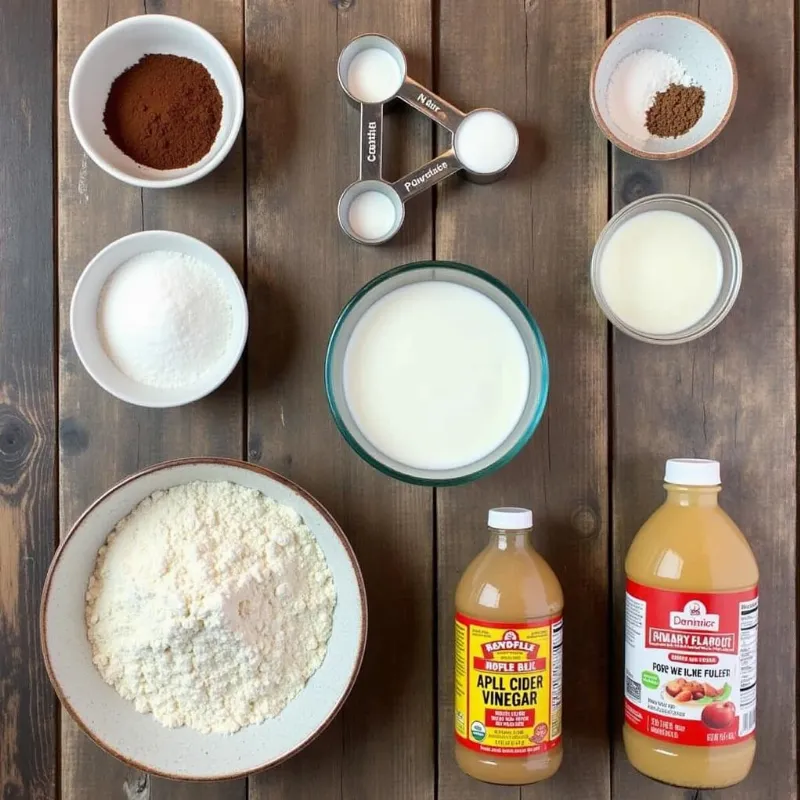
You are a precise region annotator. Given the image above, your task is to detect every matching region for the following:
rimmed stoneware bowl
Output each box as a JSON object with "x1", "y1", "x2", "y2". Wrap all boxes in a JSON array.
[
  {"x1": 590, "y1": 12, "x2": 737, "y2": 159},
  {"x1": 41, "y1": 458, "x2": 367, "y2": 781},
  {"x1": 70, "y1": 14, "x2": 244, "y2": 188},
  {"x1": 70, "y1": 230, "x2": 248, "y2": 408}
]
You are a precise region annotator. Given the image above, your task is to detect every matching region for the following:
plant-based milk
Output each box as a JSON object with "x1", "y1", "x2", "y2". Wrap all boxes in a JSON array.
[
  {"x1": 347, "y1": 190, "x2": 397, "y2": 241},
  {"x1": 454, "y1": 110, "x2": 518, "y2": 174},
  {"x1": 598, "y1": 210, "x2": 723, "y2": 335},
  {"x1": 343, "y1": 281, "x2": 530, "y2": 470},
  {"x1": 346, "y1": 48, "x2": 402, "y2": 103}
]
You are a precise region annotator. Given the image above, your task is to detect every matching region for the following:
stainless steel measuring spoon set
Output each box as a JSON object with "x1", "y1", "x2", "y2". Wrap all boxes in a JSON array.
[{"x1": 337, "y1": 34, "x2": 519, "y2": 245}]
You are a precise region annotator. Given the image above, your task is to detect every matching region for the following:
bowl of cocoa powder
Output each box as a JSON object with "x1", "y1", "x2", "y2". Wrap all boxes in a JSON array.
[
  {"x1": 590, "y1": 12, "x2": 736, "y2": 160},
  {"x1": 70, "y1": 14, "x2": 243, "y2": 188}
]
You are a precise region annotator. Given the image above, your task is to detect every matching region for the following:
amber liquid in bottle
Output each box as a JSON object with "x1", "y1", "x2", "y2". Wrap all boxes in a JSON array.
[
  {"x1": 624, "y1": 461, "x2": 758, "y2": 789},
  {"x1": 454, "y1": 508, "x2": 563, "y2": 785}
]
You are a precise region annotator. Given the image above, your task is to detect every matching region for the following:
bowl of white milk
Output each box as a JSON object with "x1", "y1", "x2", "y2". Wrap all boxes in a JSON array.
[
  {"x1": 325, "y1": 262, "x2": 549, "y2": 485},
  {"x1": 591, "y1": 194, "x2": 741, "y2": 344}
]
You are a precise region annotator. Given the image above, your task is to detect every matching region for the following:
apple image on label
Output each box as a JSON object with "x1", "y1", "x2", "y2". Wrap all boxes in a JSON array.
[{"x1": 701, "y1": 701, "x2": 736, "y2": 730}]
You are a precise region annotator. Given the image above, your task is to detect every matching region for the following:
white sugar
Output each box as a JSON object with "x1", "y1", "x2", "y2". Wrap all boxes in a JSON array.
[
  {"x1": 98, "y1": 250, "x2": 233, "y2": 389},
  {"x1": 606, "y1": 49, "x2": 693, "y2": 142}
]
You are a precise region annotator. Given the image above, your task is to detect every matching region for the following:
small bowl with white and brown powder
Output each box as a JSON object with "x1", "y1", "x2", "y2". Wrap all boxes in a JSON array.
[
  {"x1": 70, "y1": 14, "x2": 243, "y2": 188},
  {"x1": 591, "y1": 12, "x2": 737, "y2": 160}
]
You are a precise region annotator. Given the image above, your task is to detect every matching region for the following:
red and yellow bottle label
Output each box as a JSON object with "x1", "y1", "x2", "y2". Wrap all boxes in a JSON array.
[{"x1": 454, "y1": 612, "x2": 563, "y2": 756}]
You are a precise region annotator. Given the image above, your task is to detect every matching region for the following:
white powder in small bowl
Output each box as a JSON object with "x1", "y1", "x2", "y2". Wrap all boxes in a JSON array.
[
  {"x1": 606, "y1": 49, "x2": 693, "y2": 143},
  {"x1": 98, "y1": 250, "x2": 233, "y2": 389}
]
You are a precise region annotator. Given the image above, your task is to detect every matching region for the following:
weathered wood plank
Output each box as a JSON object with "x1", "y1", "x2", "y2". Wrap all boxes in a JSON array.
[
  {"x1": 57, "y1": 1, "x2": 245, "y2": 798},
  {"x1": 244, "y1": 1, "x2": 434, "y2": 798},
  {"x1": 0, "y1": 1, "x2": 57, "y2": 799},
  {"x1": 434, "y1": 2, "x2": 609, "y2": 799},
  {"x1": 611, "y1": 2, "x2": 796, "y2": 799}
]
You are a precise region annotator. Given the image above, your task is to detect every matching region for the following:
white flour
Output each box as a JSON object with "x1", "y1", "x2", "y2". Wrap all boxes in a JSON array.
[
  {"x1": 606, "y1": 49, "x2": 693, "y2": 142},
  {"x1": 98, "y1": 251, "x2": 233, "y2": 389},
  {"x1": 86, "y1": 481, "x2": 337, "y2": 734}
]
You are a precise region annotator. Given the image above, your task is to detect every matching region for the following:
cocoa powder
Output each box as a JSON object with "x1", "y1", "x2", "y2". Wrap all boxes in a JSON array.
[
  {"x1": 103, "y1": 54, "x2": 223, "y2": 170},
  {"x1": 646, "y1": 83, "x2": 705, "y2": 138}
]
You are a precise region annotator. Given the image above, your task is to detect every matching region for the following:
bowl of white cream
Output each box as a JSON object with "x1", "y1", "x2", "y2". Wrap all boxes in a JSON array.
[
  {"x1": 71, "y1": 230, "x2": 248, "y2": 407},
  {"x1": 325, "y1": 262, "x2": 549, "y2": 485},
  {"x1": 590, "y1": 194, "x2": 741, "y2": 344}
]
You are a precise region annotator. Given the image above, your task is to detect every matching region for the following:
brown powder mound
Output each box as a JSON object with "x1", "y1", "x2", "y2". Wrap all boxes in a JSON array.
[
  {"x1": 646, "y1": 84, "x2": 705, "y2": 138},
  {"x1": 103, "y1": 54, "x2": 223, "y2": 170}
]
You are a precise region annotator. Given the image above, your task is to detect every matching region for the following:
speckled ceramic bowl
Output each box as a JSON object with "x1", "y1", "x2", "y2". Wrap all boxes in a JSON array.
[
  {"x1": 41, "y1": 458, "x2": 367, "y2": 780},
  {"x1": 591, "y1": 12, "x2": 737, "y2": 159}
]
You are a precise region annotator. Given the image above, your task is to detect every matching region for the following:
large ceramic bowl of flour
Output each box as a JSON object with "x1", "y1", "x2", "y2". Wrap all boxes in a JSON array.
[{"x1": 40, "y1": 458, "x2": 367, "y2": 780}]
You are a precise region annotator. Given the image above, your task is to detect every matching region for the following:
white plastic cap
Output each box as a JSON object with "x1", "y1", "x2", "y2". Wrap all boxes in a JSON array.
[
  {"x1": 488, "y1": 507, "x2": 533, "y2": 530},
  {"x1": 664, "y1": 459, "x2": 721, "y2": 486}
]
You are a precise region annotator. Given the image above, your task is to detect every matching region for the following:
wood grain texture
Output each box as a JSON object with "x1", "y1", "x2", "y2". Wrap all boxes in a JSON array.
[
  {"x1": 244, "y1": 1, "x2": 434, "y2": 798},
  {"x1": 1, "y1": 0, "x2": 796, "y2": 796},
  {"x1": 611, "y1": 2, "x2": 797, "y2": 799},
  {"x1": 57, "y1": 1, "x2": 245, "y2": 798},
  {"x1": 434, "y1": 2, "x2": 609, "y2": 799},
  {"x1": 0, "y1": 1, "x2": 57, "y2": 799}
]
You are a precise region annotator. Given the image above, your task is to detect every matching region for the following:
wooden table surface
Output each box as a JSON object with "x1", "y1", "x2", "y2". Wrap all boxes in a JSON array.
[{"x1": 1, "y1": 0, "x2": 796, "y2": 798}]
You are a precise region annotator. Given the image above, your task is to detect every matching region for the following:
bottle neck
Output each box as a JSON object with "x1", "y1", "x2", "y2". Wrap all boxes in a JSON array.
[
  {"x1": 488, "y1": 528, "x2": 533, "y2": 551},
  {"x1": 664, "y1": 483, "x2": 720, "y2": 508}
]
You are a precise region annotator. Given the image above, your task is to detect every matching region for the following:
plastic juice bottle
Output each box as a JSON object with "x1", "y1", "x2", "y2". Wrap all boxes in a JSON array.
[
  {"x1": 454, "y1": 507, "x2": 563, "y2": 784},
  {"x1": 624, "y1": 459, "x2": 758, "y2": 788}
]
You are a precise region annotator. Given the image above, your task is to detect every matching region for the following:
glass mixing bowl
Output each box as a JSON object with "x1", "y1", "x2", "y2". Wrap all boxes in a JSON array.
[{"x1": 324, "y1": 261, "x2": 549, "y2": 486}]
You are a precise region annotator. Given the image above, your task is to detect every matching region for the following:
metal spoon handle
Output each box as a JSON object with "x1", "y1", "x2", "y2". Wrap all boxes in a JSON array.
[
  {"x1": 359, "y1": 103, "x2": 384, "y2": 181},
  {"x1": 397, "y1": 78, "x2": 465, "y2": 132},
  {"x1": 392, "y1": 149, "x2": 462, "y2": 202}
]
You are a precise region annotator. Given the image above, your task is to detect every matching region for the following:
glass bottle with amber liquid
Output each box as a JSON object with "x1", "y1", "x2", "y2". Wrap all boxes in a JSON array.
[{"x1": 454, "y1": 507, "x2": 563, "y2": 785}]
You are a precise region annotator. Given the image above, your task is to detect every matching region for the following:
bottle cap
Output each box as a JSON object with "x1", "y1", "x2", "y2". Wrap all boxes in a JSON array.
[
  {"x1": 664, "y1": 459, "x2": 721, "y2": 487},
  {"x1": 488, "y1": 507, "x2": 533, "y2": 530}
]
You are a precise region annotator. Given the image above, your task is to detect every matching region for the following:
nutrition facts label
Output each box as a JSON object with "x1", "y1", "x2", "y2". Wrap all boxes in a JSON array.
[
  {"x1": 550, "y1": 619, "x2": 563, "y2": 741},
  {"x1": 738, "y1": 597, "x2": 759, "y2": 736}
]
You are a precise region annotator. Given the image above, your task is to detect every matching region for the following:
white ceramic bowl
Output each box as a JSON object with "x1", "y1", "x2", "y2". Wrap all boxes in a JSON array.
[
  {"x1": 591, "y1": 12, "x2": 737, "y2": 159},
  {"x1": 71, "y1": 230, "x2": 248, "y2": 407},
  {"x1": 41, "y1": 458, "x2": 368, "y2": 780},
  {"x1": 70, "y1": 14, "x2": 244, "y2": 187}
]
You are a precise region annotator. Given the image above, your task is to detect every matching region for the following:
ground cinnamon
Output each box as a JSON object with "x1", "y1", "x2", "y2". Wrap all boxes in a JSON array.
[
  {"x1": 103, "y1": 54, "x2": 222, "y2": 170},
  {"x1": 646, "y1": 83, "x2": 705, "y2": 138}
]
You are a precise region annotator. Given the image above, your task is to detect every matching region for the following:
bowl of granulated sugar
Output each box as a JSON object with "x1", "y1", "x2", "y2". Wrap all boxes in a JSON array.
[
  {"x1": 591, "y1": 12, "x2": 736, "y2": 159},
  {"x1": 71, "y1": 230, "x2": 248, "y2": 407},
  {"x1": 70, "y1": 14, "x2": 243, "y2": 188}
]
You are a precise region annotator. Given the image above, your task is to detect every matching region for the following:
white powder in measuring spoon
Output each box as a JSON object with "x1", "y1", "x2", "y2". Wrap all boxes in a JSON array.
[
  {"x1": 348, "y1": 190, "x2": 397, "y2": 241},
  {"x1": 99, "y1": 251, "x2": 233, "y2": 389},
  {"x1": 454, "y1": 110, "x2": 518, "y2": 174},
  {"x1": 347, "y1": 48, "x2": 403, "y2": 103},
  {"x1": 606, "y1": 49, "x2": 693, "y2": 142}
]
